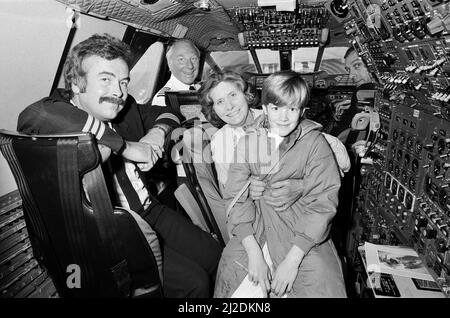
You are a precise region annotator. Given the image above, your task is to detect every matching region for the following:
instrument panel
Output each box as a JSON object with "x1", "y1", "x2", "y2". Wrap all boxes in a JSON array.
[
  {"x1": 338, "y1": 0, "x2": 450, "y2": 296},
  {"x1": 228, "y1": 5, "x2": 330, "y2": 50}
]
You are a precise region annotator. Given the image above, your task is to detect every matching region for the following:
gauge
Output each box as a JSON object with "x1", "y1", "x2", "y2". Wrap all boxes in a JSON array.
[
  {"x1": 404, "y1": 153, "x2": 411, "y2": 167},
  {"x1": 415, "y1": 141, "x2": 422, "y2": 154},
  {"x1": 412, "y1": 158, "x2": 419, "y2": 173},
  {"x1": 409, "y1": 176, "x2": 416, "y2": 191},
  {"x1": 394, "y1": 165, "x2": 400, "y2": 177}
]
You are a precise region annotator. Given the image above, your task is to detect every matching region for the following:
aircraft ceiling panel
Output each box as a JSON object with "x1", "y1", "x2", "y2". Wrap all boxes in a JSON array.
[
  {"x1": 56, "y1": 0, "x2": 241, "y2": 50},
  {"x1": 56, "y1": 0, "x2": 191, "y2": 34}
]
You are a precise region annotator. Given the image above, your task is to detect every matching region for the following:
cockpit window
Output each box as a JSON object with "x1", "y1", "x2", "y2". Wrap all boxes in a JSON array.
[
  {"x1": 292, "y1": 47, "x2": 319, "y2": 73},
  {"x1": 292, "y1": 47, "x2": 348, "y2": 74},
  {"x1": 255, "y1": 49, "x2": 280, "y2": 73},
  {"x1": 202, "y1": 49, "x2": 280, "y2": 78},
  {"x1": 203, "y1": 46, "x2": 349, "y2": 79},
  {"x1": 203, "y1": 51, "x2": 257, "y2": 78},
  {"x1": 319, "y1": 47, "x2": 348, "y2": 74}
]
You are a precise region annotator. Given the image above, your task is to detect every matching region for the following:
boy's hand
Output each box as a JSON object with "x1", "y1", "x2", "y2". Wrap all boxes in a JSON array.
[
  {"x1": 270, "y1": 257, "x2": 299, "y2": 297},
  {"x1": 247, "y1": 253, "x2": 272, "y2": 297},
  {"x1": 271, "y1": 245, "x2": 304, "y2": 297}
]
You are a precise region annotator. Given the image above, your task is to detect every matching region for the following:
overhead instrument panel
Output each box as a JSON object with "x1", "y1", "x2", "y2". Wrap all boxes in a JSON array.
[
  {"x1": 342, "y1": 0, "x2": 450, "y2": 97},
  {"x1": 229, "y1": 4, "x2": 331, "y2": 50}
]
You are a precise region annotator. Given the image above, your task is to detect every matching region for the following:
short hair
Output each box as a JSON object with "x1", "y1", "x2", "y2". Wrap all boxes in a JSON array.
[
  {"x1": 165, "y1": 39, "x2": 200, "y2": 63},
  {"x1": 344, "y1": 46, "x2": 356, "y2": 59},
  {"x1": 63, "y1": 33, "x2": 132, "y2": 98},
  {"x1": 261, "y1": 70, "x2": 310, "y2": 116},
  {"x1": 198, "y1": 71, "x2": 256, "y2": 128}
]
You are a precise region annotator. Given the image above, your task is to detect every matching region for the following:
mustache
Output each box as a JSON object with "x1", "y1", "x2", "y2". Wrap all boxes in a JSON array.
[{"x1": 99, "y1": 96, "x2": 125, "y2": 106}]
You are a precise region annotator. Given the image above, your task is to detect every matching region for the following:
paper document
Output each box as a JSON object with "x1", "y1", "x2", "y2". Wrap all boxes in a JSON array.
[{"x1": 364, "y1": 242, "x2": 433, "y2": 281}]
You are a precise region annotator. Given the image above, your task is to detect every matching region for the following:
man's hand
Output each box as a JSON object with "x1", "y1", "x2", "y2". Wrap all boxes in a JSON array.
[
  {"x1": 352, "y1": 140, "x2": 371, "y2": 157},
  {"x1": 264, "y1": 179, "x2": 303, "y2": 212},
  {"x1": 98, "y1": 144, "x2": 112, "y2": 162},
  {"x1": 140, "y1": 126, "x2": 167, "y2": 158},
  {"x1": 332, "y1": 99, "x2": 351, "y2": 121},
  {"x1": 122, "y1": 141, "x2": 161, "y2": 171}
]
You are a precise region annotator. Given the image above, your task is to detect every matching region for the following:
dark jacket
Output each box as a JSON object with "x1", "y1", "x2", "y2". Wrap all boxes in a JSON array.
[{"x1": 17, "y1": 89, "x2": 182, "y2": 151}]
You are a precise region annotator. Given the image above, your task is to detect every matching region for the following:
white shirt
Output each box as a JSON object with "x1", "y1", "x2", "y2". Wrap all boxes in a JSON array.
[
  {"x1": 211, "y1": 109, "x2": 263, "y2": 186},
  {"x1": 151, "y1": 74, "x2": 199, "y2": 106}
]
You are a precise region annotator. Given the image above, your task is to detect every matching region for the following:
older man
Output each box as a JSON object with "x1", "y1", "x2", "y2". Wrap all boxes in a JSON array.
[
  {"x1": 152, "y1": 39, "x2": 201, "y2": 107},
  {"x1": 17, "y1": 34, "x2": 222, "y2": 298}
]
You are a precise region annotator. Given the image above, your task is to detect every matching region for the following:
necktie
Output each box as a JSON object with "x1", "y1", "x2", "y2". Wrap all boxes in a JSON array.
[{"x1": 189, "y1": 85, "x2": 196, "y2": 91}]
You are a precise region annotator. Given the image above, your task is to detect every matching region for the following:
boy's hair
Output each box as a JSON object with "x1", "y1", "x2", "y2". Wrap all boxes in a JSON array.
[
  {"x1": 63, "y1": 33, "x2": 132, "y2": 98},
  {"x1": 199, "y1": 71, "x2": 256, "y2": 128},
  {"x1": 261, "y1": 70, "x2": 310, "y2": 115}
]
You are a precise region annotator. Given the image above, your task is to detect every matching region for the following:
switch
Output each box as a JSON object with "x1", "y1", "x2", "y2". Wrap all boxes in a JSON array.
[
  {"x1": 415, "y1": 217, "x2": 428, "y2": 227},
  {"x1": 428, "y1": 68, "x2": 439, "y2": 76},
  {"x1": 431, "y1": 217, "x2": 442, "y2": 223},
  {"x1": 436, "y1": 238, "x2": 448, "y2": 253},
  {"x1": 423, "y1": 228, "x2": 437, "y2": 239}
]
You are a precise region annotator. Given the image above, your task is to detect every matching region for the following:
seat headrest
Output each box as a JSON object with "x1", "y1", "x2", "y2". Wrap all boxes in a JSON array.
[{"x1": 165, "y1": 91, "x2": 200, "y2": 108}]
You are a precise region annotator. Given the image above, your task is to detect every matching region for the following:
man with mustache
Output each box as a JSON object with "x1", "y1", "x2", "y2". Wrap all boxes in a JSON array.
[{"x1": 17, "y1": 34, "x2": 222, "y2": 297}]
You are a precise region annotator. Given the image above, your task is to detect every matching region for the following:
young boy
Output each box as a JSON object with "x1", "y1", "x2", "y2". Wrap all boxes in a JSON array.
[{"x1": 214, "y1": 71, "x2": 347, "y2": 298}]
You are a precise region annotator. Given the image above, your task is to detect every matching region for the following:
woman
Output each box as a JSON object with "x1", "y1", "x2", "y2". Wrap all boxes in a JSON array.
[{"x1": 199, "y1": 71, "x2": 263, "y2": 188}]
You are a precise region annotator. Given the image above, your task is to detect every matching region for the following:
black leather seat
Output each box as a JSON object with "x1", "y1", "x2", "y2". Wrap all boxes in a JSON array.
[
  {"x1": 165, "y1": 91, "x2": 228, "y2": 246},
  {"x1": 178, "y1": 120, "x2": 227, "y2": 247},
  {"x1": 0, "y1": 130, "x2": 162, "y2": 298},
  {"x1": 165, "y1": 91, "x2": 200, "y2": 119}
]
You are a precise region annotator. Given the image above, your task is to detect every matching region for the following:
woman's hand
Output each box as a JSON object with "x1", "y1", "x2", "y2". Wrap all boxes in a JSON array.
[
  {"x1": 249, "y1": 176, "x2": 266, "y2": 200},
  {"x1": 249, "y1": 178, "x2": 304, "y2": 212},
  {"x1": 264, "y1": 179, "x2": 303, "y2": 212}
]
